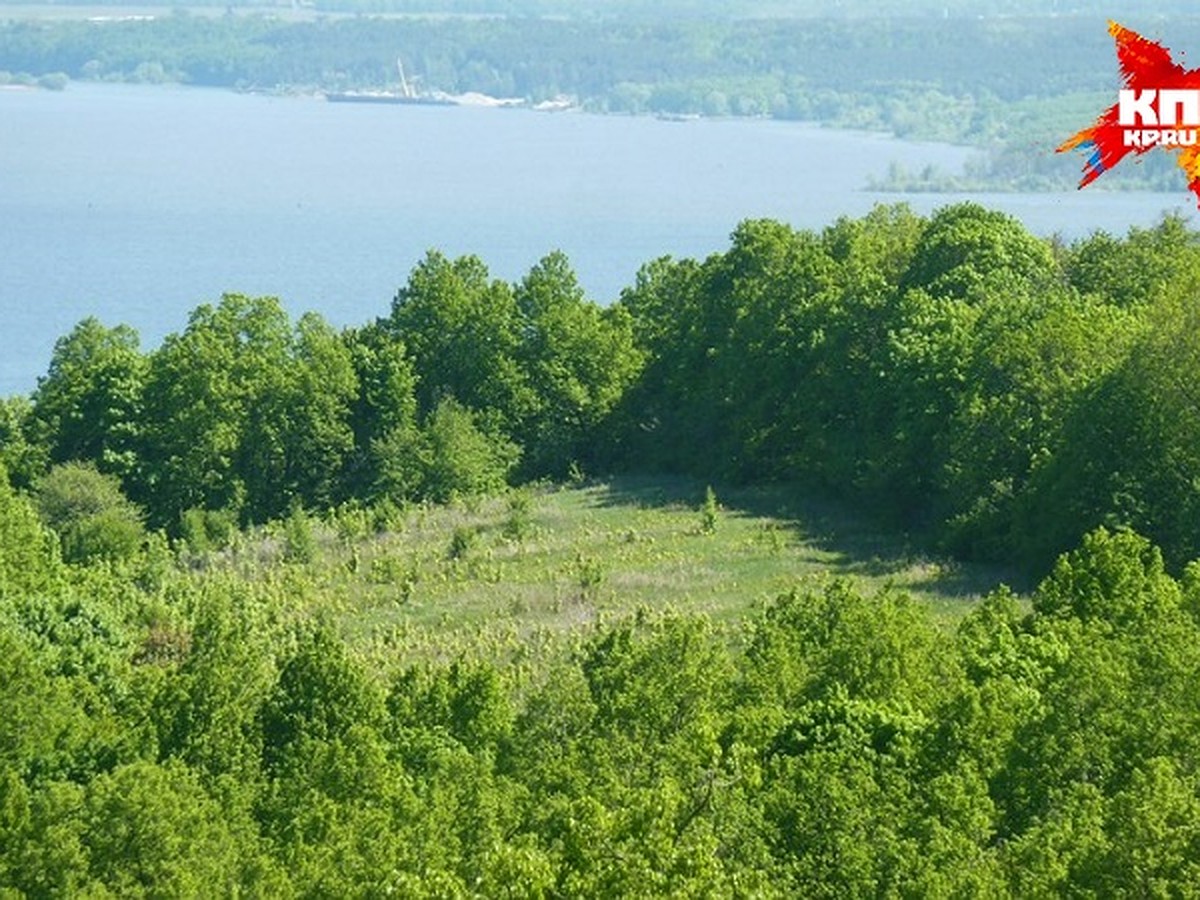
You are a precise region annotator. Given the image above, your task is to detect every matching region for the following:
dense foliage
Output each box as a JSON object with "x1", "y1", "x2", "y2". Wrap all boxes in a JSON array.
[
  {"x1": 3, "y1": 492, "x2": 1200, "y2": 893},
  {"x1": 5, "y1": 202, "x2": 1200, "y2": 892},
  {"x1": 9, "y1": 248, "x2": 641, "y2": 534},
  {"x1": 4, "y1": 204, "x2": 1200, "y2": 571},
  {"x1": 614, "y1": 205, "x2": 1200, "y2": 572}
]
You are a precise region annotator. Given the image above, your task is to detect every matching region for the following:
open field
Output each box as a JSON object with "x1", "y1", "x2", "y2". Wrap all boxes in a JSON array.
[{"x1": 205, "y1": 476, "x2": 1023, "y2": 670}]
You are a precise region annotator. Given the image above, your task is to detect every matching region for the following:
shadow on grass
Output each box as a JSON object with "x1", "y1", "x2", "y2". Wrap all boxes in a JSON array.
[
  {"x1": 586, "y1": 473, "x2": 1032, "y2": 601},
  {"x1": 581, "y1": 473, "x2": 709, "y2": 511}
]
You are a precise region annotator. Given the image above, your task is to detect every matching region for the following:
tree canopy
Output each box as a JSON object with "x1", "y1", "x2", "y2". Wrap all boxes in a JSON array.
[{"x1": 3, "y1": 202, "x2": 1200, "y2": 893}]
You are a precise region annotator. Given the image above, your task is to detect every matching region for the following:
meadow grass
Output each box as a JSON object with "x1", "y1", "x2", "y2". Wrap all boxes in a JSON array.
[{"x1": 252, "y1": 475, "x2": 1027, "y2": 670}]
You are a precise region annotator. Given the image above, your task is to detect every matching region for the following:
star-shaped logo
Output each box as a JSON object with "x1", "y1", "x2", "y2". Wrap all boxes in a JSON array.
[{"x1": 1058, "y1": 21, "x2": 1200, "y2": 206}]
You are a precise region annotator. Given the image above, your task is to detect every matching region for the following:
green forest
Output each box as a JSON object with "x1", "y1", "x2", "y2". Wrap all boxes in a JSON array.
[
  {"x1": 5, "y1": 7, "x2": 1200, "y2": 189},
  {"x1": 5, "y1": 202, "x2": 1200, "y2": 893}
]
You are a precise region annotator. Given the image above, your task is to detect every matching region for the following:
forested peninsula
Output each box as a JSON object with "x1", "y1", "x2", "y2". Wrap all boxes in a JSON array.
[{"x1": 5, "y1": 202, "x2": 1200, "y2": 893}]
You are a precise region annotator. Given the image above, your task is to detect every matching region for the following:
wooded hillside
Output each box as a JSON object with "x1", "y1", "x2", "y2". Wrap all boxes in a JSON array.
[{"x1": 4, "y1": 202, "x2": 1200, "y2": 894}]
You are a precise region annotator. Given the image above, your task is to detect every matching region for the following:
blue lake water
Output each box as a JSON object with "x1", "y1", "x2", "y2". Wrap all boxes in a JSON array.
[{"x1": 0, "y1": 82, "x2": 1193, "y2": 396}]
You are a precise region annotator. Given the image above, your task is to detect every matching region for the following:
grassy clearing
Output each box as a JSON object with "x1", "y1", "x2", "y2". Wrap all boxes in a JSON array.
[{"x1": 202, "y1": 475, "x2": 1019, "y2": 671}]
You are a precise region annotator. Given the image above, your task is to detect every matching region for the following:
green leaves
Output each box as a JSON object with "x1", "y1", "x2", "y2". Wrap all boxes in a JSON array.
[
  {"x1": 260, "y1": 624, "x2": 385, "y2": 777},
  {"x1": 1033, "y1": 527, "x2": 1181, "y2": 627},
  {"x1": 607, "y1": 204, "x2": 1200, "y2": 575},
  {"x1": 390, "y1": 251, "x2": 530, "y2": 430},
  {"x1": 515, "y1": 252, "x2": 643, "y2": 475},
  {"x1": 32, "y1": 318, "x2": 146, "y2": 483},
  {"x1": 139, "y1": 294, "x2": 295, "y2": 524},
  {"x1": 35, "y1": 462, "x2": 146, "y2": 566},
  {"x1": 422, "y1": 398, "x2": 520, "y2": 503},
  {"x1": 83, "y1": 761, "x2": 246, "y2": 897},
  {"x1": 8, "y1": 204, "x2": 1200, "y2": 893},
  {"x1": 24, "y1": 203, "x2": 1192, "y2": 574},
  {"x1": 2, "y1": 501, "x2": 1200, "y2": 893},
  {"x1": 388, "y1": 250, "x2": 641, "y2": 481},
  {"x1": 899, "y1": 202, "x2": 1056, "y2": 301},
  {"x1": 0, "y1": 462, "x2": 60, "y2": 598}
]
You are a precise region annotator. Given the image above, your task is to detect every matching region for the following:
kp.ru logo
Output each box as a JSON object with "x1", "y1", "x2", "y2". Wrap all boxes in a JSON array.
[{"x1": 1058, "y1": 21, "x2": 1200, "y2": 206}]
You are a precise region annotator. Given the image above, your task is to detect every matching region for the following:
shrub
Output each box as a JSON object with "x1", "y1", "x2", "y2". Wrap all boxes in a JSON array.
[
  {"x1": 35, "y1": 462, "x2": 145, "y2": 565},
  {"x1": 179, "y1": 506, "x2": 238, "y2": 555},
  {"x1": 448, "y1": 525, "x2": 478, "y2": 561},
  {"x1": 503, "y1": 489, "x2": 536, "y2": 541},
  {"x1": 282, "y1": 504, "x2": 317, "y2": 564},
  {"x1": 699, "y1": 485, "x2": 719, "y2": 535},
  {"x1": 423, "y1": 398, "x2": 519, "y2": 503}
]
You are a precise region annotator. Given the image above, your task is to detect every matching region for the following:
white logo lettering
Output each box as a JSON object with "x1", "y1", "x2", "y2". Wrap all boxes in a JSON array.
[
  {"x1": 1119, "y1": 89, "x2": 1159, "y2": 126},
  {"x1": 1121, "y1": 128, "x2": 1198, "y2": 147},
  {"x1": 1157, "y1": 89, "x2": 1200, "y2": 126}
]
